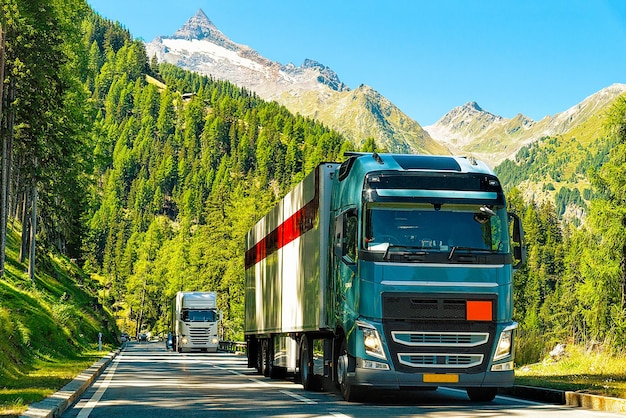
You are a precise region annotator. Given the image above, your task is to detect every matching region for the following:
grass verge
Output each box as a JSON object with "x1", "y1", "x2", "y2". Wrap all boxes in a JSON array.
[
  {"x1": 515, "y1": 344, "x2": 626, "y2": 398},
  {"x1": 0, "y1": 349, "x2": 109, "y2": 416},
  {"x1": 0, "y1": 223, "x2": 117, "y2": 417}
]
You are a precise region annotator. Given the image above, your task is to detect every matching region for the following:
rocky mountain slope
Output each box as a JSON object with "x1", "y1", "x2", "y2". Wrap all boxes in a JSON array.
[
  {"x1": 425, "y1": 83, "x2": 626, "y2": 166},
  {"x1": 145, "y1": 9, "x2": 449, "y2": 155}
]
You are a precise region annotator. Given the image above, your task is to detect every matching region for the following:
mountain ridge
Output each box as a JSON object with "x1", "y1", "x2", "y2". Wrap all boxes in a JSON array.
[
  {"x1": 145, "y1": 9, "x2": 447, "y2": 155},
  {"x1": 425, "y1": 83, "x2": 626, "y2": 166}
]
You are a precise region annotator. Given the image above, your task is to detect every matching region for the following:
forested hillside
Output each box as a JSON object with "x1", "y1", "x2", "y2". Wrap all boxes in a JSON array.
[
  {"x1": 0, "y1": 1, "x2": 117, "y2": 404},
  {"x1": 499, "y1": 100, "x2": 626, "y2": 362},
  {"x1": 495, "y1": 108, "x2": 617, "y2": 224},
  {"x1": 80, "y1": 16, "x2": 353, "y2": 340},
  {"x1": 1, "y1": 0, "x2": 626, "y2": 367}
]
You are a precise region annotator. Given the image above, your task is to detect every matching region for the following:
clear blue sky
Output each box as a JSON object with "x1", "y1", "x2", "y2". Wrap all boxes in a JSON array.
[{"x1": 87, "y1": 0, "x2": 626, "y2": 126}]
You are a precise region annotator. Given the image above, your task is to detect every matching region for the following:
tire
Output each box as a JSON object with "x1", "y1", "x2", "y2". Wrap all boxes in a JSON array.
[
  {"x1": 466, "y1": 387, "x2": 498, "y2": 402},
  {"x1": 263, "y1": 339, "x2": 271, "y2": 377},
  {"x1": 254, "y1": 339, "x2": 263, "y2": 374},
  {"x1": 266, "y1": 337, "x2": 283, "y2": 379},
  {"x1": 247, "y1": 339, "x2": 256, "y2": 369},
  {"x1": 300, "y1": 335, "x2": 322, "y2": 391},
  {"x1": 337, "y1": 339, "x2": 362, "y2": 402},
  {"x1": 260, "y1": 339, "x2": 269, "y2": 376}
]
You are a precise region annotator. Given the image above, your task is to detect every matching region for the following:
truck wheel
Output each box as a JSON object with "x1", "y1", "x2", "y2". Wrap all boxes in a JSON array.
[
  {"x1": 338, "y1": 339, "x2": 361, "y2": 402},
  {"x1": 262, "y1": 339, "x2": 271, "y2": 377},
  {"x1": 247, "y1": 339, "x2": 256, "y2": 369},
  {"x1": 466, "y1": 387, "x2": 497, "y2": 402},
  {"x1": 258, "y1": 340, "x2": 269, "y2": 376},
  {"x1": 300, "y1": 335, "x2": 321, "y2": 391},
  {"x1": 254, "y1": 340, "x2": 263, "y2": 374},
  {"x1": 266, "y1": 337, "x2": 281, "y2": 379}
]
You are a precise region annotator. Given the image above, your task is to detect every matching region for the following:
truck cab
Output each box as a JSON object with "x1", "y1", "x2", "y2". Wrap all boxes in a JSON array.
[{"x1": 330, "y1": 153, "x2": 523, "y2": 401}]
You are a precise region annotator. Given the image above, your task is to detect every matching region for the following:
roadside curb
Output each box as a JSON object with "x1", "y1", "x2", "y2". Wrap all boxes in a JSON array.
[
  {"x1": 20, "y1": 348, "x2": 121, "y2": 418},
  {"x1": 502, "y1": 385, "x2": 626, "y2": 414},
  {"x1": 565, "y1": 391, "x2": 626, "y2": 414}
]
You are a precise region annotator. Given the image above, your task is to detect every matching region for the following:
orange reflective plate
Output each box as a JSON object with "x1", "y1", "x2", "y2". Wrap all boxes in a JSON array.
[{"x1": 466, "y1": 300, "x2": 492, "y2": 321}]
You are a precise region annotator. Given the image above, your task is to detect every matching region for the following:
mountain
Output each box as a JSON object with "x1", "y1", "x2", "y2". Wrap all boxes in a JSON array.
[
  {"x1": 425, "y1": 84, "x2": 626, "y2": 166},
  {"x1": 145, "y1": 9, "x2": 449, "y2": 155}
]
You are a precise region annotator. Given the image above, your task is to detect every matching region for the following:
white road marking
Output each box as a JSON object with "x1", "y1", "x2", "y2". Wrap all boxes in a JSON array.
[
  {"x1": 213, "y1": 362, "x2": 319, "y2": 404},
  {"x1": 279, "y1": 390, "x2": 318, "y2": 404},
  {"x1": 77, "y1": 357, "x2": 120, "y2": 417}
]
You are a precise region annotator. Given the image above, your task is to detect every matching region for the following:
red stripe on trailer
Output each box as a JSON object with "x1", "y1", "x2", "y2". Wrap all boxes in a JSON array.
[{"x1": 245, "y1": 197, "x2": 318, "y2": 270}]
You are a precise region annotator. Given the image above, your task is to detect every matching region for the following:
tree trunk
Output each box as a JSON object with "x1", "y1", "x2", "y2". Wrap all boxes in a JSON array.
[
  {"x1": 28, "y1": 176, "x2": 37, "y2": 283},
  {"x1": 6, "y1": 78, "x2": 15, "y2": 220},
  {"x1": 136, "y1": 286, "x2": 146, "y2": 338},
  {"x1": 0, "y1": 26, "x2": 6, "y2": 278},
  {"x1": 19, "y1": 191, "x2": 28, "y2": 263}
]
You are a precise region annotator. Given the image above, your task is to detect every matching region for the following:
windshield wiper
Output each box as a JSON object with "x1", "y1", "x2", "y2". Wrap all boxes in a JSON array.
[
  {"x1": 448, "y1": 246, "x2": 493, "y2": 260},
  {"x1": 383, "y1": 244, "x2": 429, "y2": 260}
]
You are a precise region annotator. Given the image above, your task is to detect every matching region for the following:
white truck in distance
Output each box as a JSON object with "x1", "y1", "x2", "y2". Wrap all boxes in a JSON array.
[{"x1": 171, "y1": 291, "x2": 221, "y2": 352}]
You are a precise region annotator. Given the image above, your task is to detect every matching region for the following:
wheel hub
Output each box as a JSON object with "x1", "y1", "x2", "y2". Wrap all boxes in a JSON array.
[{"x1": 337, "y1": 353, "x2": 348, "y2": 385}]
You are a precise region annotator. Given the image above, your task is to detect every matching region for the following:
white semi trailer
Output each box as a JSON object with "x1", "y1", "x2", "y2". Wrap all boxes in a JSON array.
[{"x1": 171, "y1": 291, "x2": 221, "y2": 353}]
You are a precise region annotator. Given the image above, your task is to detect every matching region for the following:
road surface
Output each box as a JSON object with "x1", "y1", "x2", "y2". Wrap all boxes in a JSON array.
[{"x1": 62, "y1": 341, "x2": 622, "y2": 417}]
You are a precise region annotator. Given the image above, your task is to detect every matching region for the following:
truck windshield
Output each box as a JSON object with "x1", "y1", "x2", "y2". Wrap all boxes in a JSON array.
[
  {"x1": 182, "y1": 309, "x2": 216, "y2": 322},
  {"x1": 364, "y1": 203, "x2": 510, "y2": 256}
]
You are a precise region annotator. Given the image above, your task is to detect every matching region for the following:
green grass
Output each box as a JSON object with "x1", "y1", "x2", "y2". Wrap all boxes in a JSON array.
[
  {"x1": 0, "y1": 349, "x2": 111, "y2": 416},
  {"x1": 0, "y1": 222, "x2": 118, "y2": 416},
  {"x1": 515, "y1": 344, "x2": 626, "y2": 398}
]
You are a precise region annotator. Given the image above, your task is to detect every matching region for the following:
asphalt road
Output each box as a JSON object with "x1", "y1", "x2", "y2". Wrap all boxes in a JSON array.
[{"x1": 61, "y1": 341, "x2": 622, "y2": 417}]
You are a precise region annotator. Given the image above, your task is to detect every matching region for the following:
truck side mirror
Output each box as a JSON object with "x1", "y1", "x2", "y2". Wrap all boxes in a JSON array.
[{"x1": 508, "y1": 212, "x2": 526, "y2": 269}]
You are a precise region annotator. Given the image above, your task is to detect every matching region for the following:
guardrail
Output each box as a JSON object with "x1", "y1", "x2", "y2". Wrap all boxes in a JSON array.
[{"x1": 219, "y1": 341, "x2": 247, "y2": 353}]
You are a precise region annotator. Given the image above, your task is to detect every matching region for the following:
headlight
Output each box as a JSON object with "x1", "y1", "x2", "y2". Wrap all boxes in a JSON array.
[
  {"x1": 211, "y1": 337, "x2": 219, "y2": 345},
  {"x1": 181, "y1": 337, "x2": 189, "y2": 345},
  {"x1": 493, "y1": 326, "x2": 515, "y2": 361},
  {"x1": 357, "y1": 321, "x2": 386, "y2": 360}
]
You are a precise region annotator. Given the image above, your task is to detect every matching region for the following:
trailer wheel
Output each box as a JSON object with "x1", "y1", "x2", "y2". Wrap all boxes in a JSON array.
[
  {"x1": 247, "y1": 339, "x2": 257, "y2": 369},
  {"x1": 300, "y1": 335, "x2": 322, "y2": 391},
  {"x1": 466, "y1": 387, "x2": 497, "y2": 402},
  {"x1": 266, "y1": 337, "x2": 282, "y2": 379},
  {"x1": 258, "y1": 339, "x2": 269, "y2": 376},
  {"x1": 254, "y1": 340, "x2": 262, "y2": 373},
  {"x1": 262, "y1": 339, "x2": 271, "y2": 377},
  {"x1": 338, "y1": 339, "x2": 362, "y2": 402}
]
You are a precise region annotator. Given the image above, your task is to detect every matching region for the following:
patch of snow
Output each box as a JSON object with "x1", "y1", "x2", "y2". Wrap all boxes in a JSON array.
[{"x1": 161, "y1": 38, "x2": 265, "y2": 73}]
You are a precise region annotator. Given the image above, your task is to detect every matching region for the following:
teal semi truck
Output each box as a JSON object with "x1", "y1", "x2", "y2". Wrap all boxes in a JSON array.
[{"x1": 244, "y1": 153, "x2": 524, "y2": 402}]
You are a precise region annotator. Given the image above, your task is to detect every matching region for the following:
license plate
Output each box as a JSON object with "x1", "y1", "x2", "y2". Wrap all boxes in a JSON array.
[{"x1": 423, "y1": 373, "x2": 459, "y2": 383}]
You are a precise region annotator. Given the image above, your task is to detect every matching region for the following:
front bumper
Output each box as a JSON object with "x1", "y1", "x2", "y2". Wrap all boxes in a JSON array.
[{"x1": 346, "y1": 364, "x2": 514, "y2": 389}]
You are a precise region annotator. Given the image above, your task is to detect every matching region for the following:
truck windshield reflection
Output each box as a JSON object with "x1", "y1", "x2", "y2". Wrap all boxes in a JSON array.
[
  {"x1": 182, "y1": 309, "x2": 216, "y2": 322},
  {"x1": 364, "y1": 203, "x2": 509, "y2": 255}
]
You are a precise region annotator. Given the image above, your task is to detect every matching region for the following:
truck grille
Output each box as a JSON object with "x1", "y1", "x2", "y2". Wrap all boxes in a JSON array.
[
  {"x1": 189, "y1": 327, "x2": 211, "y2": 344},
  {"x1": 392, "y1": 331, "x2": 489, "y2": 347},
  {"x1": 398, "y1": 353, "x2": 484, "y2": 368},
  {"x1": 382, "y1": 291, "x2": 496, "y2": 374}
]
